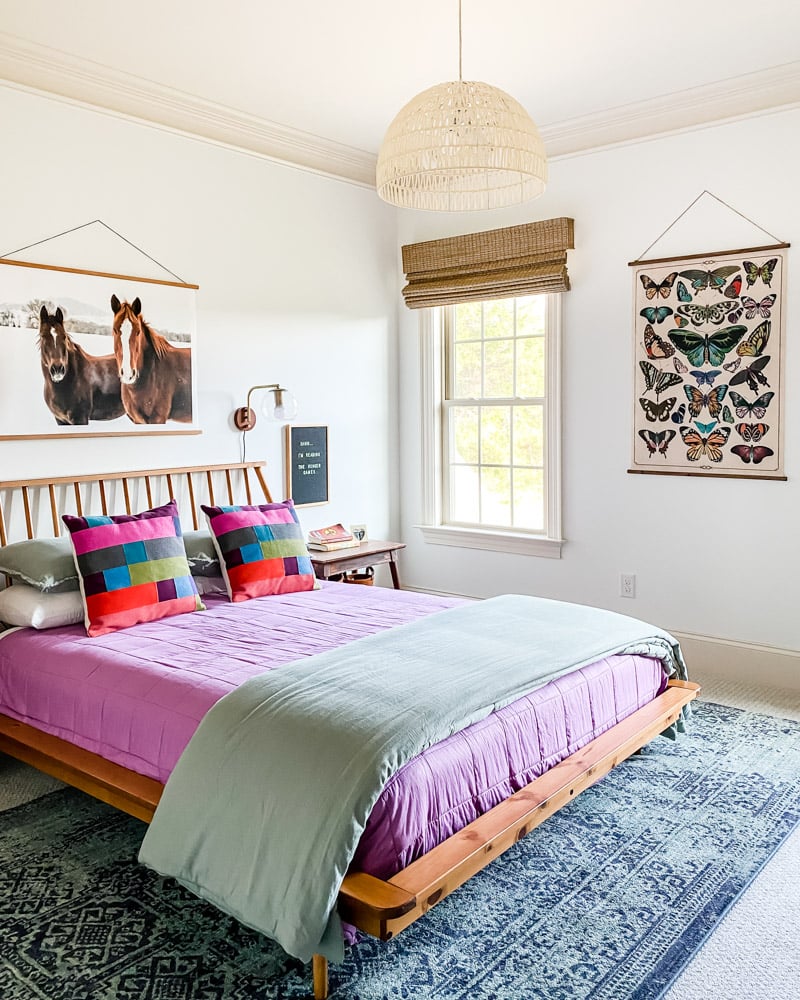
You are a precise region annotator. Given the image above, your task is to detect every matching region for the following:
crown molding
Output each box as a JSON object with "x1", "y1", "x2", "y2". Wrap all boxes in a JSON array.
[
  {"x1": 542, "y1": 62, "x2": 800, "y2": 158},
  {"x1": 0, "y1": 32, "x2": 798, "y2": 185},
  {"x1": 0, "y1": 32, "x2": 377, "y2": 187}
]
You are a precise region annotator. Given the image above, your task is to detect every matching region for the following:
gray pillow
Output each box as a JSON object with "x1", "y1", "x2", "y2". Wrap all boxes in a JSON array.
[
  {"x1": 182, "y1": 530, "x2": 221, "y2": 577},
  {"x1": 0, "y1": 536, "x2": 78, "y2": 593}
]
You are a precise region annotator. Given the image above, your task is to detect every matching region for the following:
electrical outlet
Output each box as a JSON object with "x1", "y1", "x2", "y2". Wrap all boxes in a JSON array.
[{"x1": 620, "y1": 574, "x2": 636, "y2": 598}]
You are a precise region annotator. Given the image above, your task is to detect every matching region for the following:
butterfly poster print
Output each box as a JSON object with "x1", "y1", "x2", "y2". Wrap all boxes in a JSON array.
[{"x1": 629, "y1": 245, "x2": 787, "y2": 479}]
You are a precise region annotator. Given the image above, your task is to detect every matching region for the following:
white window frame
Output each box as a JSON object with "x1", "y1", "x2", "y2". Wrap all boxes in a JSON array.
[{"x1": 417, "y1": 296, "x2": 563, "y2": 558}]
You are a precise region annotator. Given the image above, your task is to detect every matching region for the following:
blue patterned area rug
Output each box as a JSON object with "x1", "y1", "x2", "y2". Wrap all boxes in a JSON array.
[{"x1": 1, "y1": 701, "x2": 798, "y2": 1000}]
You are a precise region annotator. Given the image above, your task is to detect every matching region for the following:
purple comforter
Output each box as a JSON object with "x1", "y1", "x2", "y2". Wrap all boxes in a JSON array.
[{"x1": 0, "y1": 582, "x2": 666, "y2": 880}]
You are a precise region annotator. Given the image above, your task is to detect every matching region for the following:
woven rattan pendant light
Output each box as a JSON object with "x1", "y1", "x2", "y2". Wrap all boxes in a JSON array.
[{"x1": 376, "y1": 0, "x2": 547, "y2": 212}]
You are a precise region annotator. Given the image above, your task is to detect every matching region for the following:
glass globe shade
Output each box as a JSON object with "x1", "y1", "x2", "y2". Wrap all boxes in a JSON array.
[{"x1": 263, "y1": 388, "x2": 298, "y2": 422}]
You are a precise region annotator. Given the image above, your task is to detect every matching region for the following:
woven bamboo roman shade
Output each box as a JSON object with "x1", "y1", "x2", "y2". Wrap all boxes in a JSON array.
[{"x1": 401, "y1": 217, "x2": 574, "y2": 309}]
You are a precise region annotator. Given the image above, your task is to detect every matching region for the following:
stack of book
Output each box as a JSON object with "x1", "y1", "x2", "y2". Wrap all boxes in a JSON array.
[{"x1": 307, "y1": 523, "x2": 360, "y2": 551}]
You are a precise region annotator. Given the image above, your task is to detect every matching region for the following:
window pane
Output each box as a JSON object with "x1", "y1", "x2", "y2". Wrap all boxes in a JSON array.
[
  {"x1": 441, "y1": 293, "x2": 555, "y2": 537},
  {"x1": 516, "y1": 295, "x2": 546, "y2": 337},
  {"x1": 454, "y1": 301, "x2": 482, "y2": 341},
  {"x1": 451, "y1": 465, "x2": 480, "y2": 522},
  {"x1": 480, "y1": 406, "x2": 510, "y2": 466},
  {"x1": 481, "y1": 467, "x2": 511, "y2": 526},
  {"x1": 450, "y1": 406, "x2": 479, "y2": 464},
  {"x1": 513, "y1": 468, "x2": 544, "y2": 530},
  {"x1": 513, "y1": 405, "x2": 544, "y2": 466},
  {"x1": 484, "y1": 339, "x2": 514, "y2": 398},
  {"x1": 454, "y1": 341, "x2": 481, "y2": 397},
  {"x1": 484, "y1": 298, "x2": 514, "y2": 339},
  {"x1": 516, "y1": 337, "x2": 545, "y2": 397}
]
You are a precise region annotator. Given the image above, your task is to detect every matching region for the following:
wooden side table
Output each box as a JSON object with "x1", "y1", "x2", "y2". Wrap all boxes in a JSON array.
[{"x1": 308, "y1": 540, "x2": 406, "y2": 589}]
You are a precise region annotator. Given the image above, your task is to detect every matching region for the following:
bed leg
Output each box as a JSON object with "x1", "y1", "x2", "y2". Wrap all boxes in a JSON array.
[{"x1": 312, "y1": 954, "x2": 329, "y2": 999}]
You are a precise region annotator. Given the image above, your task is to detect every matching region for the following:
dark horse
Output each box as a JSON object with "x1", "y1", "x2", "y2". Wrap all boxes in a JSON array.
[
  {"x1": 111, "y1": 295, "x2": 193, "y2": 424},
  {"x1": 38, "y1": 306, "x2": 124, "y2": 425}
]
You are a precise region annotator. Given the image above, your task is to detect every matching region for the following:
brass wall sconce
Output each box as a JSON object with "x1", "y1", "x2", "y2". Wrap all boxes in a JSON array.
[{"x1": 233, "y1": 383, "x2": 298, "y2": 431}]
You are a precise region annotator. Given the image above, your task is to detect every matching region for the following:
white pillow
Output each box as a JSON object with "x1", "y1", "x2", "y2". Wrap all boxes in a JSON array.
[{"x1": 0, "y1": 583, "x2": 84, "y2": 629}]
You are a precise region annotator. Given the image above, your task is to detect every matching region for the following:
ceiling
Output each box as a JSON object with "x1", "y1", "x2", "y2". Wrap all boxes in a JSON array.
[{"x1": 1, "y1": 0, "x2": 798, "y2": 185}]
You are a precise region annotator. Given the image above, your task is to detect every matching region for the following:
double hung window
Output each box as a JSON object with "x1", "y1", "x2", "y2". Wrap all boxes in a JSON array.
[
  {"x1": 420, "y1": 294, "x2": 562, "y2": 557},
  {"x1": 445, "y1": 294, "x2": 551, "y2": 531},
  {"x1": 409, "y1": 218, "x2": 572, "y2": 558}
]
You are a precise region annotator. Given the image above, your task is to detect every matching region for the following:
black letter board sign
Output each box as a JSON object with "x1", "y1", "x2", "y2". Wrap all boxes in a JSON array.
[{"x1": 284, "y1": 425, "x2": 329, "y2": 506}]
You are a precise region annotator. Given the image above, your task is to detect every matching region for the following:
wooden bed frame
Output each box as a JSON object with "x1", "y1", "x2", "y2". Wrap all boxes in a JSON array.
[{"x1": 0, "y1": 462, "x2": 700, "y2": 1000}]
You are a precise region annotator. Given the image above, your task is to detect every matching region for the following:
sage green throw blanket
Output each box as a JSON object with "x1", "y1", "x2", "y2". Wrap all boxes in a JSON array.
[{"x1": 139, "y1": 595, "x2": 687, "y2": 963}]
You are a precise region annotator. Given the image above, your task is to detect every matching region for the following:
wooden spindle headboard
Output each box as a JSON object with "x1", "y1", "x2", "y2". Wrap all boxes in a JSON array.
[{"x1": 0, "y1": 462, "x2": 273, "y2": 547}]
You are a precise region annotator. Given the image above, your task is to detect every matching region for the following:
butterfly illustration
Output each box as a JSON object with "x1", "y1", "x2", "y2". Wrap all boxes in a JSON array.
[
  {"x1": 680, "y1": 425, "x2": 731, "y2": 462},
  {"x1": 733, "y1": 423, "x2": 772, "y2": 464},
  {"x1": 640, "y1": 306, "x2": 673, "y2": 325},
  {"x1": 673, "y1": 315, "x2": 690, "y2": 328},
  {"x1": 729, "y1": 390, "x2": 775, "y2": 419},
  {"x1": 639, "y1": 396, "x2": 677, "y2": 422},
  {"x1": 643, "y1": 324, "x2": 675, "y2": 359},
  {"x1": 727, "y1": 305, "x2": 743, "y2": 323},
  {"x1": 724, "y1": 275, "x2": 742, "y2": 298},
  {"x1": 668, "y1": 325, "x2": 746, "y2": 366},
  {"x1": 721, "y1": 405, "x2": 734, "y2": 424},
  {"x1": 729, "y1": 355, "x2": 771, "y2": 393},
  {"x1": 735, "y1": 422, "x2": 769, "y2": 441},
  {"x1": 639, "y1": 360, "x2": 683, "y2": 398},
  {"x1": 673, "y1": 357, "x2": 688, "y2": 375},
  {"x1": 638, "y1": 428, "x2": 676, "y2": 458},
  {"x1": 736, "y1": 320, "x2": 771, "y2": 357},
  {"x1": 741, "y1": 294, "x2": 776, "y2": 319},
  {"x1": 676, "y1": 281, "x2": 693, "y2": 302},
  {"x1": 679, "y1": 266, "x2": 740, "y2": 294},
  {"x1": 694, "y1": 421, "x2": 718, "y2": 435},
  {"x1": 671, "y1": 402, "x2": 687, "y2": 424},
  {"x1": 640, "y1": 272, "x2": 678, "y2": 300},
  {"x1": 723, "y1": 358, "x2": 742, "y2": 372},
  {"x1": 684, "y1": 384, "x2": 728, "y2": 419},
  {"x1": 731, "y1": 443, "x2": 775, "y2": 465},
  {"x1": 743, "y1": 258, "x2": 778, "y2": 288},
  {"x1": 690, "y1": 369, "x2": 722, "y2": 386},
  {"x1": 676, "y1": 300, "x2": 737, "y2": 327}
]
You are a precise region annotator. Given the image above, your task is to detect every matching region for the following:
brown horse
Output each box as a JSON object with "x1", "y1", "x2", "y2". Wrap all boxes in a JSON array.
[
  {"x1": 38, "y1": 306, "x2": 124, "y2": 425},
  {"x1": 111, "y1": 295, "x2": 193, "y2": 424}
]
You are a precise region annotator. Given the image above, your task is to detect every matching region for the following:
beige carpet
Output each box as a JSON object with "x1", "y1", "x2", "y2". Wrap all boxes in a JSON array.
[
  {"x1": 665, "y1": 672, "x2": 800, "y2": 1000},
  {"x1": 0, "y1": 753, "x2": 64, "y2": 810},
  {"x1": 1, "y1": 672, "x2": 798, "y2": 999}
]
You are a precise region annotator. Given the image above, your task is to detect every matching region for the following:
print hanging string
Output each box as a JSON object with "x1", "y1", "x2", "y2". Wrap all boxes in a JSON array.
[
  {"x1": 0, "y1": 220, "x2": 186, "y2": 283},
  {"x1": 632, "y1": 191, "x2": 786, "y2": 263}
]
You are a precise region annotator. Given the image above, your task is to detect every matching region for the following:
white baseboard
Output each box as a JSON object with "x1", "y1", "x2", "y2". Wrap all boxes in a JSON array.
[{"x1": 668, "y1": 631, "x2": 800, "y2": 693}]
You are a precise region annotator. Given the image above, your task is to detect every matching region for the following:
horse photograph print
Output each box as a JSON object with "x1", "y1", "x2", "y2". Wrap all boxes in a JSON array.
[
  {"x1": 38, "y1": 305, "x2": 124, "y2": 425},
  {"x1": 0, "y1": 258, "x2": 199, "y2": 439},
  {"x1": 111, "y1": 295, "x2": 193, "y2": 424}
]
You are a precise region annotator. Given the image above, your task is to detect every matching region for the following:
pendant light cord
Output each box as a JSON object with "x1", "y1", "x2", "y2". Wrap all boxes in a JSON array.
[{"x1": 458, "y1": 0, "x2": 463, "y2": 80}]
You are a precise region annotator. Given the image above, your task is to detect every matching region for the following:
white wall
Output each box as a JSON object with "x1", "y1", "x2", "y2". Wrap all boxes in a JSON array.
[
  {"x1": 3, "y1": 88, "x2": 798, "y2": 659},
  {"x1": 397, "y1": 109, "x2": 800, "y2": 654},
  {"x1": 0, "y1": 86, "x2": 400, "y2": 541}
]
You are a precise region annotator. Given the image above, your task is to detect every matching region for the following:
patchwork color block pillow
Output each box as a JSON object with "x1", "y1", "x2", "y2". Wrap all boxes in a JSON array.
[
  {"x1": 62, "y1": 500, "x2": 204, "y2": 637},
  {"x1": 201, "y1": 500, "x2": 317, "y2": 602}
]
